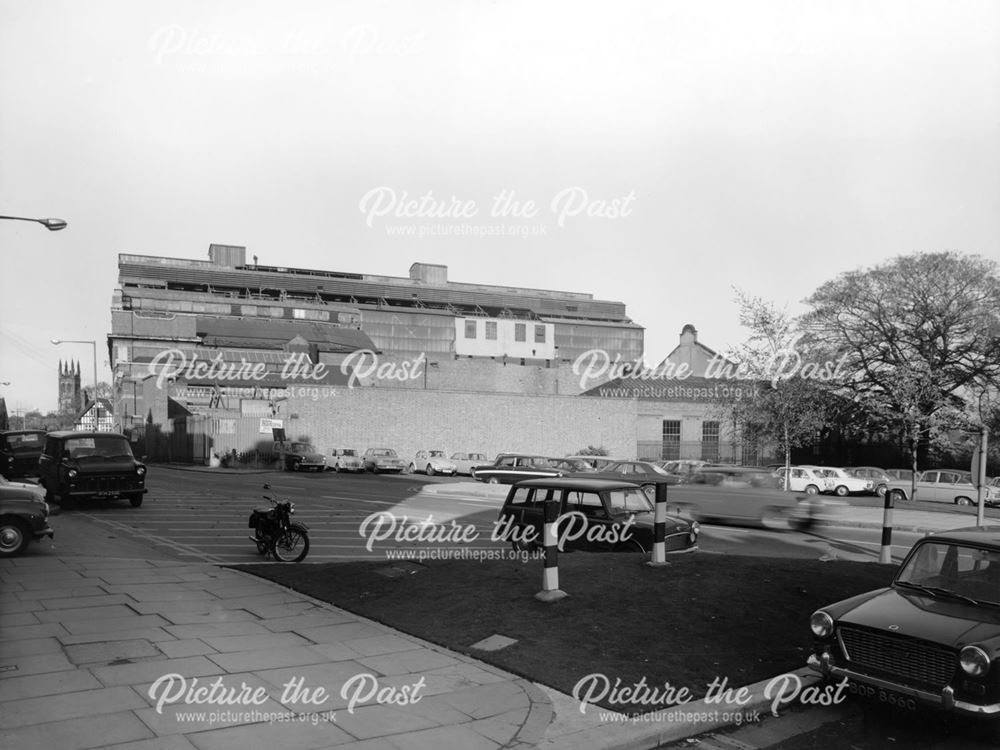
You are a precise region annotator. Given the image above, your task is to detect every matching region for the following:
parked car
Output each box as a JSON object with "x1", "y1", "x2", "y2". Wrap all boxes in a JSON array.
[
  {"x1": 472, "y1": 454, "x2": 563, "y2": 485},
  {"x1": 497, "y1": 477, "x2": 699, "y2": 554},
  {"x1": 564, "y1": 455, "x2": 628, "y2": 471},
  {"x1": 0, "y1": 430, "x2": 46, "y2": 480},
  {"x1": 408, "y1": 450, "x2": 458, "y2": 476},
  {"x1": 844, "y1": 466, "x2": 893, "y2": 496},
  {"x1": 808, "y1": 527, "x2": 1000, "y2": 721},
  {"x1": 772, "y1": 466, "x2": 833, "y2": 495},
  {"x1": 450, "y1": 452, "x2": 491, "y2": 476},
  {"x1": 362, "y1": 448, "x2": 406, "y2": 474},
  {"x1": 550, "y1": 458, "x2": 597, "y2": 473},
  {"x1": 37, "y1": 431, "x2": 148, "y2": 507},
  {"x1": 885, "y1": 468, "x2": 914, "y2": 482},
  {"x1": 278, "y1": 441, "x2": 326, "y2": 472},
  {"x1": 669, "y1": 479, "x2": 826, "y2": 530},
  {"x1": 658, "y1": 459, "x2": 708, "y2": 482},
  {"x1": 690, "y1": 464, "x2": 781, "y2": 489},
  {"x1": 885, "y1": 469, "x2": 998, "y2": 506},
  {"x1": 0, "y1": 474, "x2": 54, "y2": 557},
  {"x1": 808, "y1": 467, "x2": 875, "y2": 497},
  {"x1": 330, "y1": 449, "x2": 363, "y2": 472},
  {"x1": 580, "y1": 460, "x2": 677, "y2": 490}
]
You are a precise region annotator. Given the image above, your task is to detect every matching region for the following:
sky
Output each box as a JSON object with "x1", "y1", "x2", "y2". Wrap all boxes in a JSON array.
[{"x1": 1, "y1": 0, "x2": 998, "y2": 415}]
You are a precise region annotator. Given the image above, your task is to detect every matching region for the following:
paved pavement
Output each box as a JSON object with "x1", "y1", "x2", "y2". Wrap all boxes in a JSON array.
[{"x1": 1, "y1": 478, "x2": 991, "y2": 750}]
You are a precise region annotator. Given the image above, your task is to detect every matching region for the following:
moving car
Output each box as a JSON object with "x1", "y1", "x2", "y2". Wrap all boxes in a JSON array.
[
  {"x1": 668, "y1": 480, "x2": 825, "y2": 530},
  {"x1": 362, "y1": 448, "x2": 406, "y2": 474},
  {"x1": 408, "y1": 450, "x2": 458, "y2": 476},
  {"x1": 450, "y1": 452, "x2": 490, "y2": 476},
  {"x1": 37, "y1": 431, "x2": 148, "y2": 508},
  {"x1": 497, "y1": 477, "x2": 699, "y2": 554},
  {"x1": 0, "y1": 474, "x2": 54, "y2": 557},
  {"x1": 808, "y1": 527, "x2": 1000, "y2": 721},
  {"x1": 330, "y1": 449, "x2": 363, "y2": 472},
  {"x1": 472, "y1": 454, "x2": 563, "y2": 485},
  {"x1": 885, "y1": 470, "x2": 997, "y2": 506},
  {"x1": 809, "y1": 467, "x2": 875, "y2": 497},
  {"x1": 279, "y1": 441, "x2": 326, "y2": 472},
  {"x1": 845, "y1": 466, "x2": 893, "y2": 496},
  {"x1": 690, "y1": 464, "x2": 780, "y2": 489},
  {"x1": 0, "y1": 429, "x2": 46, "y2": 479}
]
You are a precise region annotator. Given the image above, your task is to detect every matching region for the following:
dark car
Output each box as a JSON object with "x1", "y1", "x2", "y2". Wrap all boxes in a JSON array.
[
  {"x1": 278, "y1": 441, "x2": 326, "y2": 472},
  {"x1": 0, "y1": 475, "x2": 54, "y2": 557},
  {"x1": 0, "y1": 430, "x2": 46, "y2": 479},
  {"x1": 845, "y1": 466, "x2": 893, "y2": 496},
  {"x1": 38, "y1": 431, "x2": 148, "y2": 507},
  {"x1": 497, "y1": 477, "x2": 699, "y2": 554},
  {"x1": 578, "y1": 460, "x2": 679, "y2": 491},
  {"x1": 808, "y1": 527, "x2": 1000, "y2": 723},
  {"x1": 472, "y1": 454, "x2": 564, "y2": 485}
]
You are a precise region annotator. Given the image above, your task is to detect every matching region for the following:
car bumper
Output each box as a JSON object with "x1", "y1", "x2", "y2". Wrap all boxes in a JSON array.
[
  {"x1": 33, "y1": 523, "x2": 54, "y2": 541},
  {"x1": 808, "y1": 652, "x2": 1000, "y2": 716}
]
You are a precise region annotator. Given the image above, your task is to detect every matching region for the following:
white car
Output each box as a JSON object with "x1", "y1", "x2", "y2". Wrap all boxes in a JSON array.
[
  {"x1": 808, "y1": 467, "x2": 874, "y2": 497},
  {"x1": 408, "y1": 450, "x2": 458, "y2": 476},
  {"x1": 886, "y1": 470, "x2": 1000, "y2": 506},
  {"x1": 449, "y1": 452, "x2": 490, "y2": 476},
  {"x1": 773, "y1": 466, "x2": 833, "y2": 495},
  {"x1": 330, "y1": 448, "x2": 363, "y2": 472}
]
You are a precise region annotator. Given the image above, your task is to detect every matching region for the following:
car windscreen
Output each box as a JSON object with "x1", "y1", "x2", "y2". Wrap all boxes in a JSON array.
[
  {"x1": 896, "y1": 541, "x2": 1000, "y2": 606},
  {"x1": 4, "y1": 434, "x2": 44, "y2": 451},
  {"x1": 65, "y1": 437, "x2": 134, "y2": 459},
  {"x1": 291, "y1": 443, "x2": 316, "y2": 453},
  {"x1": 607, "y1": 487, "x2": 654, "y2": 514}
]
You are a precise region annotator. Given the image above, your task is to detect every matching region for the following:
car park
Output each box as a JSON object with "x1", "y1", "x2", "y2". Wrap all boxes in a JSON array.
[
  {"x1": 408, "y1": 450, "x2": 458, "y2": 476},
  {"x1": 278, "y1": 441, "x2": 326, "y2": 472},
  {"x1": 472, "y1": 454, "x2": 563, "y2": 484},
  {"x1": 885, "y1": 469, "x2": 997, "y2": 506},
  {"x1": 809, "y1": 467, "x2": 875, "y2": 497},
  {"x1": 845, "y1": 466, "x2": 893, "y2": 496},
  {"x1": 37, "y1": 431, "x2": 148, "y2": 508},
  {"x1": 330, "y1": 448, "x2": 363, "y2": 472},
  {"x1": 497, "y1": 477, "x2": 699, "y2": 554},
  {"x1": 362, "y1": 448, "x2": 406, "y2": 474},
  {"x1": 450, "y1": 452, "x2": 491, "y2": 476},
  {"x1": 808, "y1": 527, "x2": 1000, "y2": 722},
  {"x1": 0, "y1": 474, "x2": 54, "y2": 557},
  {"x1": 0, "y1": 429, "x2": 46, "y2": 479},
  {"x1": 773, "y1": 466, "x2": 832, "y2": 495}
]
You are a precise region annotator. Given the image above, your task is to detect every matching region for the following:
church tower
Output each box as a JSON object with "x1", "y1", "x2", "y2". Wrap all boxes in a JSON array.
[{"x1": 58, "y1": 360, "x2": 82, "y2": 415}]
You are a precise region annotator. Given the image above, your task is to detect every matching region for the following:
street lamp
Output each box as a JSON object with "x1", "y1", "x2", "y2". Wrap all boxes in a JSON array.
[
  {"x1": 51, "y1": 339, "x2": 99, "y2": 426},
  {"x1": 0, "y1": 215, "x2": 67, "y2": 231}
]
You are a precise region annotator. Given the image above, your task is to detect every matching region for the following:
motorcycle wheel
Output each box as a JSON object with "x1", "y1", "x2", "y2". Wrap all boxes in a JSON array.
[{"x1": 271, "y1": 525, "x2": 310, "y2": 562}]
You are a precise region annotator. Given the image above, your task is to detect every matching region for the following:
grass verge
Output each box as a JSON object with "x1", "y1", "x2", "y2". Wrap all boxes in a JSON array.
[{"x1": 237, "y1": 552, "x2": 893, "y2": 715}]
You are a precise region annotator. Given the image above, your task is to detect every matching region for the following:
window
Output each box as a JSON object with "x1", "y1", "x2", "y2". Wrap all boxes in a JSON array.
[
  {"x1": 465, "y1": 320, "x2": 477, "y2": 339},
  {"x1": 534, "y1": 325, "x2": 546, "y2": 343},
  {"x1": 662, "y1": 420, "x2": 681, "y2": 461},
  {"x1": 514, "y1": 323, "x2": 526, "y2": 342},
  {"x1": 485, "y1": 321, "x2": 498, "y2": 340},
  {"x1": 702, "y1": 421, "x2": 720, "y2": 462}
]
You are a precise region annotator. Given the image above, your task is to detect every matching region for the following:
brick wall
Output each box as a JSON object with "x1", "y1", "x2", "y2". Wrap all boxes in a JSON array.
[{"x1": 281, "y1": 387, "x2": 637, "y2": 461}]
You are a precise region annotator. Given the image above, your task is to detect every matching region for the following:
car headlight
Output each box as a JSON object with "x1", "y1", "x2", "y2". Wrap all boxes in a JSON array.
[
  {"x1": 68, "y1": 468, "x2": 78, "y2": 479},
  {"x1": 960, "y1": 646, "x2": 991, "y2": 676},
  {"x1": 810, "y1": 610, "x2": 834, "y2": 638},
  {"x1": 136, "y1": 466, "x2": 146, "y2": 476}
]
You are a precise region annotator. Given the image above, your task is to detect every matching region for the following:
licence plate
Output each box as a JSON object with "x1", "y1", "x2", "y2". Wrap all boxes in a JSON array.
[
  {"x1": 848, "y1": 681, "x2": 918, "y2": 711},
  {"x1": 94, "y1": 491, "x2": 121, "y2": 498}
]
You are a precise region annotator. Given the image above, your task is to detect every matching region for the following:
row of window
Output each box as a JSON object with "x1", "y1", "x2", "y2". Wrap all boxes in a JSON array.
[
  {"x1": 464, "y1": 320, "x2": 547, "y2": 343},
  {"x1": 662, "y1": 420, "x2": 720, "y2": 442}
]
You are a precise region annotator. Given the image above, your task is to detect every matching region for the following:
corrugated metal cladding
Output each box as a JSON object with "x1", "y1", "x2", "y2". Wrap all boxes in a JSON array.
[
  {"x1": 118, "y1": 263, "x2": 629, "y2": 322},
  {"x1": 195, "y1": 317, "x2": 376, "y2": 351}
]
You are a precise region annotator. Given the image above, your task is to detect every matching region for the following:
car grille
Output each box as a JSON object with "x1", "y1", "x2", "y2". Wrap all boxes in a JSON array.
[
  {"x1": 75, "y1": 474, "x2": 142, "y2": 493},
  {"x1": 838, "y1": 626, "x2": 957, "y2": 690}
]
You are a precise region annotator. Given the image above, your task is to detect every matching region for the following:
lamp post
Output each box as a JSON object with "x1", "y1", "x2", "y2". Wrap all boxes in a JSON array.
[
  {"x1": 0, "y1": 215, "x2": 67, "y2": 231},
  {"x1": 51, "y1": 339, "x2": 99, "y2": 426}
]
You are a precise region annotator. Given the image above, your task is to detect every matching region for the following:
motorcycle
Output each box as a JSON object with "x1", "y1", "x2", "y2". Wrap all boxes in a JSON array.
[{"x1": 248, "y1": 483, "x2": 310, "y2": 562}]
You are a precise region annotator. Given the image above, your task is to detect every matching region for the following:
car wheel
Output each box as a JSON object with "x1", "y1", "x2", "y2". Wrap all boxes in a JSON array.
[
  {"x1": 616, "y1": 539, "x2": 646, "y2": 553},
  {"x1": 426, "y1": 465, "x2": 435, "y2": 477},
  {"x1": 128, "y1": 494, "x2": 143, "y2": 508},
  {"x1": 875, "y1": 484, "x2": 887, "y2": 497},
  {"x1": 805, "y1": 485, "x2": 819, "y2": 495},
  {"x1": 0, "y1": 517, "x2": 30, "y2": 557},
  {"x1": 956, "y1": 497, "x2": 973, "y2": 506},
  {"x1": 889, "y1": 489, "x2": 907, "y2": 503},
  {"x1": 487, "y1": 477, "x2": 500, "y2": 485},
  {"x1": 835, "y1": 485, "x2": 849, "y2": 497},
  {"x1": 333, "y1": 463, "x2": 340, "y2": 473},
  {"x1": 291, "y1": 462, "x2": 300, "y2": 472},
  {"x1": 511, "y1": 527, "x2": 539, "y2": 553}
]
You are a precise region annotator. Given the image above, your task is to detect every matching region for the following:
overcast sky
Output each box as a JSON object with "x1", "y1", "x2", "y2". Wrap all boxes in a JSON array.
[{"x1": 1, "y1": 0, "x2": 998, "y2": 414}]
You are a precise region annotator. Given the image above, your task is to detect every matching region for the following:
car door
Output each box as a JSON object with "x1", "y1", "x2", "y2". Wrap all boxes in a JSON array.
[
  {"x1": 562, "y1": 490, "x2": 610, "y2": 551},
  {"x1": 914, "y1": 471, "x2": 937, "y2": 501},
  {"x1": 934, "y1": 471, "x2": 961, "y2": 503}
]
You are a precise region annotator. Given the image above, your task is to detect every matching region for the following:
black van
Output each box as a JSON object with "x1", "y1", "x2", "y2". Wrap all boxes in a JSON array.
[
  {"x1": 0, "y1": 430, "x2": 46, "y2": 479},
  {"x1": 38, "y1": 431, "x2": 147, "y2": 507}
]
